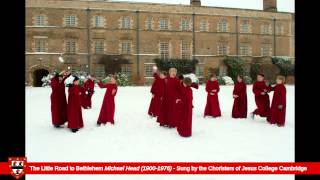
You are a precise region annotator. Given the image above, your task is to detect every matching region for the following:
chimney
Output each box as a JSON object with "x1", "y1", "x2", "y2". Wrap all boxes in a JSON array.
[
  {"x1": 263, "y1": 0, "x2": 277, "y2": 12},
  {"x1": 190, "y1": 0, "x2": 201, "y2": 7}
]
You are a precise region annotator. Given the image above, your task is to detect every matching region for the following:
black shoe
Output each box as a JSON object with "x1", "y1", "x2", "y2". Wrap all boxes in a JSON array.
[
  {"x1": 54, "y1": 125, "x2": 61, "y2": 128},
  {"x1": 71, "y1": 129, "x2": 78, "y2": 133},
  {"x1": 97, "y1": 122, "x2": 101, "y2": 126}
]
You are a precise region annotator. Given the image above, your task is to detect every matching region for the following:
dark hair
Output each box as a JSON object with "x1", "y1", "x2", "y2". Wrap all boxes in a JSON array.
[
  {"x1": 237, "y1": 75, "x2": 244, "y2": 79},
  {"x1": 178, "y1": 74, "x2": 184, "y2": 80},
  {"x1": 160, "y1": 71, "x2": 168, "y2": 76},
  {"x1": 257, "y1": 73, "x2": 265, "y2": 77},
  {"x1": 209, "y1": 73, "x2": 217, "y2": 79},
  {"x1": 183, "y1": 77, "x2": 192, "y2": 86},
  {"x1": 73, "y1": 76, "x2": 79, "y2": 82}
]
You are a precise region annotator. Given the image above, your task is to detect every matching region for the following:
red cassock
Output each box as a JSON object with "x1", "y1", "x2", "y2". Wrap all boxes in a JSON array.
[
  {"x1": 50, "y1": 77, "x2": 68, "y2": 126},
  {"x1": 165, "y1": 76, "x2": 182, "y2": 127},
  {"x1": 177, "y1": 86, "x2": 193, "y2": 137},
  {"x1": 97, "y1": 82, "x2": 118, "y2": 124},
  {"x1": 268, "y1": 84, "x2": 286, "y2": 126},
  {"x1": 156, "y1": 78, "x2": 168, "y2": 126},
  {"x1": 67, "y1": 85, "x2": 84, "y2": 129},
  {"x1": 148, "y1": 73, "x2": 162, "y2": 117},
  {"x1": 80, "y1": 79, "x2": 95, "y2": 109},
  {"x1": 252, "y1": 81, "x2": 270, "y2": 117},
  {"x1": 204, "y1": 80, "x2": 221, "y2": 117},
  {"x1": 232, "y1": 81, "x2": 248, "y2": 118}
]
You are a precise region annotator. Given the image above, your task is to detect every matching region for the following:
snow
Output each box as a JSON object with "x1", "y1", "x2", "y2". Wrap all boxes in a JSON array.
[{"x1": 26, "y1": 85, "x2": 295, "y2": 180}]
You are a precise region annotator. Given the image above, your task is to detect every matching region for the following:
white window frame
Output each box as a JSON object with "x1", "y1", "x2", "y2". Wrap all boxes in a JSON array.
[
  {"x1": 35, "y1": 15, "x2": 45, "y2": 26},
  {"x1": 121, "y1": 16, "x2": 131, "y2": 29},
  {"x1": 121, "y1": 64, "x2": 132, "y2": 78},
  {"x1": 94, "y1": 40, "x2": 105, "y2": 54},
  {"x1": 159, "y1": 42, "x2": 169, "y2": 60},
  {"x1": 145, "y1": 17, "x2": 153, "y2": 30},
  {"x1": 261, "y1": 44, "x2": 272, "y2": 56},
  {"x1": 94, "y1": 16, "x2": 104, "y2": 28},
  {"x1": 144, "y1": 64, "x2": 154, "y2": 77},
  {"x1": 159, "y1": 18, "x2": 169, "y2": 30},
  {"x1": 121, "y1": 41, "x2": 131, "y2": 54},
  {"x1": 65, "y1": 15, "x2": 76, "y2": 27},
  {"x1": 218, "y1": 43, "x2": 229, "y2": 55},
  {"x1": 65, "y1": 39, "x2": 76, "y2": 54},
  {"x1": 200, "y1": 20, "x2": 208, "y2": 32},
  {"x1": 241, "y1": 20, "x2": 250, "y2": 33},
  {"x1": 218, "y1": 20, "x2": 228, "y2": 32},
  {"x1": 261, "y1": 23, "x2": 271, "y2": 34},
  {"x1": 181, "y1": 19, "x2": 189, "y2": 31},
  {"x1": 240, "y1": 44, "x2": 251, "y2": 56},
  {"x1": 181, "y1": 41, "x2": 191, "y2": 59},
  {"x1": 35, "y1": 39, "x2": 46, "y2": 52}
]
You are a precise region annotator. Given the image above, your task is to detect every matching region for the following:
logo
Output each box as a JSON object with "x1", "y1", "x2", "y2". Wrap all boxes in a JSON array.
[{"x1": 8, "y1": 157, "x2": 27, "y2": 179}]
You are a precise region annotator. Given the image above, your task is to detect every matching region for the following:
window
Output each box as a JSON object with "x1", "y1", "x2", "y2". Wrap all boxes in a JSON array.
[
  {"x1": 200, "y1": 20, "x2": 208, "y2": 32},
  {"x1": 196, "y1": 66, "x2": 204, "y2": 77},
  {"x1": 121, "y1": 41, "x2": 131, "y2": 54},
  {"x1": 159, "y1": 42, "x2": 169, "y2": 59},
  {"x1": 35, "y1": 39, "x2": 46, "y2": 52},
  {"x1": 145, "y1": 17, "x2": 153, "y2": 30},
  {"x1": 65, "y1": 40, "x2": 76, "y2": 53},
  {"x1": 181, "y1": 41, "x2": 191, "y2": 59},
  {"x1": 94, "y1": 41, "x2": 104, "y2": 54},
  {"x1": 261, "y1": 23, "x2": 271, "y2": 34},
  {"x1": 261, "y1": 44, "x2": 272, "y2": 56},
  {"x1": 218, "y1": 43, "x2": 229, "y2": 55},
  {"x1": 241, "y1": 20, "x2": 250, "y2": 33},
  {"x1": 159, "y1": 19, "x2": 169, "y2": 30},
  {"x1": 35, "y1": 15, "x2": 45, "y2": 26},
  {"x1": 144, "y1": 64, "x2": 154, "y2": 77},
  {"x1": 121, "y1": 16, "x2": 131, "y2": 29},
  {"x1": 276, "y1": 25, "x2": 284, "y2": 35},
  {"x1": 181, "y1": 19, "x2": 189, "y2": 31},
  {"x1": 218, "y1": 20, "x2": 228, "y2": 32},
  {"x1": 240, "y1": 44, "x2": 251, "y2": 56},
  {"x1": 94, "y1": 16, "x2": 104, "y2": 28},
  {"x1": 121, "y1": 65, "x2": 132, "y2": 78},
  {"x1": 65, "y1": 15, "x2": 76, "y2": 27},
  {"x1": 95, "y1": 65, "x2": 105, "y2": 78}
]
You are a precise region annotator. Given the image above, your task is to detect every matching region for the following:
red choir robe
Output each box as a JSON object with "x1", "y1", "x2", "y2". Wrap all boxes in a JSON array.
[
  {"x1": 165, "y1": 76, "x2": 182, "y2": 127},
  {"x1": 148, "y1": 73, "x2": 162, "y2": 117},
  {"x1": 268, "y1": 84, "x2": 286, "y2": 126},
  {"x1": 156, "y1": 78, "x2": 168, "y2": 126},
  {"x1": 204, "y1": 80, "x2": 221, "y2": 117},
  {"x1": 67, "y1": 84, "x2": 84, "y2": 129},
  {"x1": 177, "y1": 85, "x2": 193, "y2": 137},
  {"x1": 50, "y1": 76, "x2": 68, "y2": 126},
  {"x1": 80, "y1": 79, "x2": 95, "y2": 109},
  {"x1": 97, "y1": 82, "x2": 118, "y2": 124},
  {"x1": 252, "y1": 81, "x2": 270, "y2": 117},
  {"x1": 232, "y1": 81, "x2": 248, "y2": 118}
]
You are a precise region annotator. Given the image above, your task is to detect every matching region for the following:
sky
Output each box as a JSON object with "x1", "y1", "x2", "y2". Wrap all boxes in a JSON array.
[{"x1": 113, "y1": 0, "x2": 295, "y2": 13}]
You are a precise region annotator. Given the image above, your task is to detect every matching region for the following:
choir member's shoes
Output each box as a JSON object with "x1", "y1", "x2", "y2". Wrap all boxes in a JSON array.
[
  {"x1": 277, "y1": 124, "x2": 284, "y2": 127},
  {"x1": 250, "y1": 113, "x2": 255, "y2": 120},
  {"x1": 97, "y1": 122, "x2": 102, "y2": 126},
  {"x1": 54, "y1": 125, "x2": 61, "y2": 128},
  {"x1": 71, "y1": 129, "x2": 79, "y2": 133}
]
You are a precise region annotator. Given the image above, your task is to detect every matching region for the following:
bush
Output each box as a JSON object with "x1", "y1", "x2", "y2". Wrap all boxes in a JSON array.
[
  {"x1": 243, "y1": 76, "x2": 253, "y2": 84},
  {"x1": 272, "y1": 57, "x2": 295, "y2": 77},
  {"x1": 154, "y1": 58, "x2": 199, "y2": 74},
  {"x1": 115, "y1": 72, "x2": 129, "y2": 86},
  {"x1": 250, "y1": 63, "x2": 262, "y2": 81},
  {"x1": 41, "y1": 73, "x2": 54, "y2": 87},
  {"x1": 217, "y1": 76, "x2": 225, "y2": 85},
  {"x1": 223, "y1": 57, "x2": 245, "y2": 81}
]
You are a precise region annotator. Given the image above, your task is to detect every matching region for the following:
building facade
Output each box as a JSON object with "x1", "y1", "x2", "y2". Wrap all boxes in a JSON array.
[{"x1": 25, "y1": 0, "x2": 295, "y2": 86}]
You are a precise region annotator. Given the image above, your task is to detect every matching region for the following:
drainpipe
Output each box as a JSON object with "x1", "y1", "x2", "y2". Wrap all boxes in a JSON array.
[
  {"x1": 86, "y1": 8, "x2": 91, "y2": 74},
  {"x1": 192, "y1": 13, "x2": 196, "y2": 60},
  {"x1": 236, "y1": 16, "x2": 239, "y2": 58},
  {"x1": 273, "y1": 18, "x2": 276, "y2": 57},
  {"x1": 136, "y1": 10, "x2": 140, "y2": 80}
]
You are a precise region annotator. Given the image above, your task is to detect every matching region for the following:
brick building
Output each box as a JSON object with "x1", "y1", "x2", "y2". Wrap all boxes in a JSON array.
[{"x1": 25, "y1": 0, "x2": 294, "y2": 86}]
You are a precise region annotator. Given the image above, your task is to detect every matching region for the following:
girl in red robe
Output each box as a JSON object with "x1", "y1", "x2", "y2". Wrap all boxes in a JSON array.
[
  {"x1": 148, "y1": 71, "x2": 167, "y2": 117},
  {"x1": 67, "y1": 76, "x2": 84, "y2": 133},
  {"x1": 156, "y1": 72, "x2": 169, "y2": 126},
  {"x1": 204, "y1": 74, "x2": 221, "y2": 118},
  {"x1": 97, "y1": 75, "x2": 118, "y2": 125},
  {"x1": 81, "y1": 76, "x2": 95, "y2": 109},
  {"x1": 50, "y1": 71, "x2": 70, "y2": 128},
  {"x1": 250, "y1": 74, "x2": 271, "y2": 120},
  {"x1": 165, "y1": 68, "x2": 182, "y2": 128},
  {"x1": 177, "y1": 77, "x2": 193, "y2": 137},
  {"x1": 232, "y1": 75, "x2": 247, "y2": 119},
  {"x1": 268, "y1": 76, "x2": 287, "y2": 127}
]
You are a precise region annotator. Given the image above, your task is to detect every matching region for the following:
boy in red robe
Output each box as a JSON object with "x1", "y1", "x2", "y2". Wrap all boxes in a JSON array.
[
  {"x1": 148, "y1": 71, "x2": 167, "y2": 118},
  {"x1": 204, "y1": 74, "x2": 221, "y2": 118},
  {"x1": 97, "y1": 75, "x2": 118, "y2": 125},
  {"x1": 250, "y1": 74, "x2": 270, "y2": 120},
  {"x1": 50, "y1": 70, "x2": 70, "y2": 128},
  {"x1": 176, "y1": 77, "x2": 193, "y2": 137},
  {"x1": 165, "y1": 68, "x2": 182, "y2": 128},
  {"x1": 268, "y1": 76, "x2": 287, "y2": 127},
  {"x1": 232, "y1": 75, "x2": 247, "y2": 119},
  {"x1": 81, "y1": 75, "x2": 95, "y2": 109},
  {"x1": 67, "y1": 76, "x2": 84, "y2": 133},
  {"x1": 156, "y1": 72, "x2": 169, "y2": 126}
]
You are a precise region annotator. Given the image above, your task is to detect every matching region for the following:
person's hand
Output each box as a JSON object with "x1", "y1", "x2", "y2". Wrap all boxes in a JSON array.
[
  {"x1": 176, "y1": 99, "x2": 181, "y2": 104},
  {"x1": 152, "y1": 94, "x2": 155, "y2": 98},
  {"x1": 212, "y1": 89, "x2": 217, "y2": 92},
  {"x1": 278, "y1": 105, "x2": 283, "y2": 110},
  {"x1": 233, "y1": 95, "x2": 238, "y2": 98},
  {"x1": 261, "y1": 92, "x2": 266, "y2": 95},
  {"x1": 263, "y1": 89, "x2": 268, "y2": 92},
  {"x1": 210, "y1": 93, "x2": 215, "y2": 96}
]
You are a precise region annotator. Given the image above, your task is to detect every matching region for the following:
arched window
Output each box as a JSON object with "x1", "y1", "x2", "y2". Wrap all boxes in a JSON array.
[{"x1": 218, "y1": 19, "x2": 228, "y2": 32}]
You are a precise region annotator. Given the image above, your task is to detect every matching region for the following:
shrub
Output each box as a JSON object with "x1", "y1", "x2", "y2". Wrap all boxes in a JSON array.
[
  {"x1": 41, "y1": 73, "x2": 54, "y2": 87},
  {"x1": 272, "y1": 57, "x2": 295, "y2": 77},
  {"x1": 154, "y1": 58, "x2": 199, "y2": 74},
  {"x1": 223, "y1": 57, "x2": 245, "y2": 81},
  {"x1": 217, "y1": 76, "x2": 225, "y2": 85},
  {"x1": 115, "y1": 72, "x2": 129, "y2": 86},
  {"x1": 222, "y1": 76, "x2": 234, "y2": 85},
  {"x1": 250, "y1": 63, "x2": 262, "y2": 81},
  {"x1": 243, "y1": 76, "x2": 252, "y2": 84}
]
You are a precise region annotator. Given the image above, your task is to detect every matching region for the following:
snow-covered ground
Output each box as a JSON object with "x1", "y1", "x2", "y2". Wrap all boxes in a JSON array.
[{"x1": 26, "y1": 85, "x2": 295, "y2": 180}]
